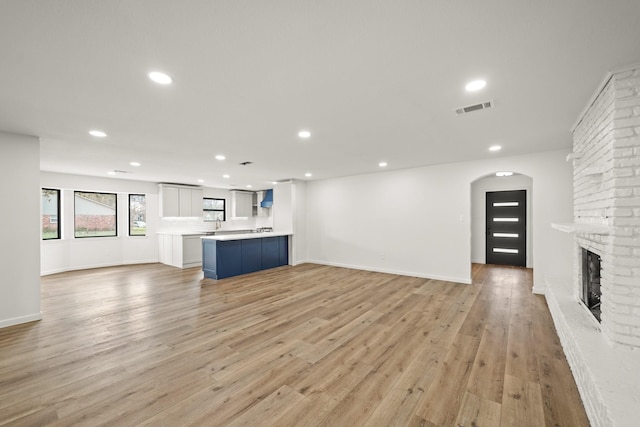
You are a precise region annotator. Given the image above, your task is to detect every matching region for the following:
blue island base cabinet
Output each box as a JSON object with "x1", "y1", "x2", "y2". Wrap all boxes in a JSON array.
[{"x1": 203, "y1": 235, "x2": 289, "y2": 280}]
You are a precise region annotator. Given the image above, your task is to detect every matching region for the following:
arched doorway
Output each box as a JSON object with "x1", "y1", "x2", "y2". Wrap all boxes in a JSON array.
[{"x1": 470, "y1": 172, "x2": 533, "y2": 268}]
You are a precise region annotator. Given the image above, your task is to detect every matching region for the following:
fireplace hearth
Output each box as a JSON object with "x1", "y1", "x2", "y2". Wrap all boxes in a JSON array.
[
  {"x1": 581, "y1": 248, "x2": 601, "y2": 322},
  {"x1": 546, "y1": 64, "x2": 640, "y2": 427}
]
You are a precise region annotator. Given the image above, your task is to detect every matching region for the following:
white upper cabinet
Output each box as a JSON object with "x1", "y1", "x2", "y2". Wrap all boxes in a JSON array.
[
  {"x1": 159, "y1": 184, "x2": 203, "y2": 217},
  {"x1": 190, "y1": 188, "x2": 203, "y2": 216},
  {"x1": 161, "y1": 185, "x2": 180, "y2": 217},
  {"x1": 230, "y1": 190, "x2": 254, "y2": 218},
  {"x1": 178, "y1": 188, "x2": 192, "y2": 216}
]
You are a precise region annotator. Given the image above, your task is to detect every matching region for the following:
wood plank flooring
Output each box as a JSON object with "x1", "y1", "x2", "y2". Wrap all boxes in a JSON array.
[{"x1": 0, "y1": 263, "x2": 589, "y2": 426}]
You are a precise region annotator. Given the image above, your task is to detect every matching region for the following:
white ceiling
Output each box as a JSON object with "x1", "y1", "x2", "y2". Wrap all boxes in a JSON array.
[{"x1": 1, "y1": 1, "x2": 639, "y2": 190}]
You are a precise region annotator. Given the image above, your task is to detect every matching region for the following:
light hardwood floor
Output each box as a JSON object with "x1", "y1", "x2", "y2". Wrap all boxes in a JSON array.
[{"x1": 0, "y1": 263, "x2": 589, "y2": 426}]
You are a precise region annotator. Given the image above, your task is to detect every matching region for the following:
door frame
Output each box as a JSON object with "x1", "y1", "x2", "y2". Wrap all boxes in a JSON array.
[
  {"x1": 470, "y1": 174, "x2": 533, "y2": 268},
  {"x1": 485, "y1": 189, "x2": 527, "y2": 266}
]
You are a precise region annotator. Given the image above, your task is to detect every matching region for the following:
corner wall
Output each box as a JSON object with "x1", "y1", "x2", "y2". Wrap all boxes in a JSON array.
[
  {"x1": 40, "y1": 172, "x2": 160, "y2": 275},
  {"x1": 0, "y1": 131, "x2": 41, "y2": 328},
  {"x1": 305, "y1": 150, "x2": 573, "y2": 288},
  {"x1": 273, "y1": 180, "x2": 307, "y2": 265}
]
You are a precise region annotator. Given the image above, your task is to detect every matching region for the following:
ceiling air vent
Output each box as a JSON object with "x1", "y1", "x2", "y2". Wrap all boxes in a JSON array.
[{"x1": 455, "y1": 100, "x2": 494, "y2": 115}]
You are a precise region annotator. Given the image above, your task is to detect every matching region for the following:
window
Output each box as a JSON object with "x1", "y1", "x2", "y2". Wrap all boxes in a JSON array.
[
  {"x1": 203, "y1": 198, "x2": 225, "y2": 221},
  {"x1": 74, "y1": 191, "x2": 117, "y2": 238},
  {"x1": 129, "y1": 194, "x2": 146, "y2": 236},
  {"x1": 42, "y1": 188, "x2": 60, "y2": 240}
]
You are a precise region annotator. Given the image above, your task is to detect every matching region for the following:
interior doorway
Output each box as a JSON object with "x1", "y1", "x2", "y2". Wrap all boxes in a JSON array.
[
  {"x1": 470, "y1": 173, "x2": 533, "y2": 269},
  {"x1": 485, "y1": 190, "x2": 526, "y2": 266}
]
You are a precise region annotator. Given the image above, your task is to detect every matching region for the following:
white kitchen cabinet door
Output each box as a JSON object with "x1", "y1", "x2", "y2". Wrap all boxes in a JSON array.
[
  {"x1": 158, "y1": 233, "x2": 166, "y2": 263},
  {"x1": 190, "y1": 189, "x2": 203, "y2": 218},
  {"x1": 240, "y1": 192, "x2": 253, "y2": 216},
  {"x1": 178, "y1": 188, "x2": 192, "y2": 217},
  {"x1": 160, "y1": 186, "x2": 180, "y2": 217},
  {"x1": 159, "y1": 234, "x2": 174, "y2": 266},
  {"x1": 171, "y1": 235, "x2": 183, "y2": 268},
  {"x1": 232, "y1": 191, "x2": 253, "y2": 217},
  {"x1": 183, "y1": 236, "x2": 202, "y2": 266}
]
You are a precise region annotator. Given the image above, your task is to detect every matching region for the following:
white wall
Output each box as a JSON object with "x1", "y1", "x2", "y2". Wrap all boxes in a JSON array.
[
  {"x1": 305, "y1": 150, "x2": 573, "y2": 290},
  {"x1": 273, "y1": 182, "x2": 293, "y2": 233},
  {"x1": 293, "y1": 181, "x2": 307, "y2": 264},
  {"x1": 40, "y1": 172, "x2": 161, "y2": 275},
  {"x1": 471, "y1": 174, "x2": 533, "y2": 267},
  {"x1": 0, "y1": 131, "x2": 41, "y2": 328},
  {"x1": 273, "y1": 181, "x2": 307, "y2": 265}
]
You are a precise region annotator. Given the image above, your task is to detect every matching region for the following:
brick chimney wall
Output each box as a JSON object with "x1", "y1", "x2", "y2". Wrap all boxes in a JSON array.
[{"x1": 572, "y1": 66, "x2": 640, "y2": 348}]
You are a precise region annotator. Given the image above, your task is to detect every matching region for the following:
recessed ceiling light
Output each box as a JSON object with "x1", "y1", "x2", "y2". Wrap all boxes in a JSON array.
[
  {"x1": 107, "y1": 171, "x2": 116, "y2": 175},
  {"x1": 298, "y1": 130, "x2": 311, "y2": 139},
  {"x1": 215, "y1": 154, "x2": 226, "y2": 161},
  {"x1": 89, "y1": 130, "x2": 107, "y2": 137},
  {"x1": 465, "y1": 80, "x2": 486, "y2": 91},
  {"x1": 489, "y1": 145, "x2": 502, "y2": 152},
  {"x1": 129, "y1": 161, "x2": 141, "y2": 167},
  {"x1": 305, "y1": 173, "x2": 312, "y2": 177},
  {"x1": 223, "y1": 174, "x2": 230, "y2": 179},
  {"x1": 197, "y1": 179, "x2": 204, "y2": 183},
  {"x1": 246, "y1": 184, "x2": 253, "y2": 188},
  {"x1": 271, "y1": 181, "x2": 278, "y2": 185},
  {"x1": 148, "y1": 71, "x2": 173, "y2": 85},
  {"x1": 496, "y1": 171, "x2": 513, "y2": 177},
  {"x1": 379, "y1": 162, "x2": 388, "y2": 167}
]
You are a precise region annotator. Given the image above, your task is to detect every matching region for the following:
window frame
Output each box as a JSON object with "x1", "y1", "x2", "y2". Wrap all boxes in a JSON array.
[
  {"x1": 128, "y1": 194, "x2": 147, "y2": 237},
  {"x1": 42, "y1": 188, "x2": 61, "y2": 240},
  {"x1": 203, "y1": 197, "x2": 226, "y2": 222},
  {"x1": 73, "y1": 191, "x2": 118, "y2": 238}
]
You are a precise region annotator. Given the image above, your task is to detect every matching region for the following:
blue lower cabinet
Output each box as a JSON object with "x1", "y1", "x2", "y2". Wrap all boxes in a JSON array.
[
  {"x1": 217, "y1": 240, "x2": 242, "y2": 279},
  {"x1": 278, "y1": 236, "x2": 288, "y2": 266},
  {"x1": 202, "y1": 239, "x2": 218, "y2": 279},
  {"x1": 262, "y1": 237, "x2": 280, "y2": 269},
  {"x1": 202, "y1": 235, "x2": 289, "y2": 280},
  {"x1": 241, "y1": 239, "x2": 262, "y2": 274}
]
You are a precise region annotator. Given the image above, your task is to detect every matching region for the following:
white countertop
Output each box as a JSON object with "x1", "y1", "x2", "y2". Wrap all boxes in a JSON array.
[
  {"x1": 201, "y1": 232, "x2": 291, "y2": 241},
  {"x1": 157, "y1": 231, "x2": 211, "y2": 236},
  {"x1": 157, "y1": 229, "x2": 255, "y2": 236}
]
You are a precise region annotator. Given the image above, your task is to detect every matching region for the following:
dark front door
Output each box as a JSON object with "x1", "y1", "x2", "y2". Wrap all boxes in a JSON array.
[{"x1": 486, "y1": 190, "x2": 526, "y2": 267}]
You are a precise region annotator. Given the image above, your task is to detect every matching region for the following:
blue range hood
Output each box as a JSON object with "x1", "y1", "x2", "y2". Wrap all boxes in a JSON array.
[{"x1": 260, "y1": 189, "x2": 273, "y2": 208}]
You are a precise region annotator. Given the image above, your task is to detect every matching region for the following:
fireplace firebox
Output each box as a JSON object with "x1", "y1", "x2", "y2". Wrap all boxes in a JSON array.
[{"x1": 581, "y1": 248, "x2": 602, "y2": 322}]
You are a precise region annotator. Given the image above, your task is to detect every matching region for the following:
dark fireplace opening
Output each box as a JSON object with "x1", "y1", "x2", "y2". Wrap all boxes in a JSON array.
[{"x1": 581, "y1": 248, "x2": 602, "y2": 322}]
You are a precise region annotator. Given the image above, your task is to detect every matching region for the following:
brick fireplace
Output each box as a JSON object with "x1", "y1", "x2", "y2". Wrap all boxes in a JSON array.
[
  {"x1": 571, "y1": 64, "x2": 640, "y2": 347},
  {"x1": 548, "y1": 63, "x2": 640, "y2": 427}
]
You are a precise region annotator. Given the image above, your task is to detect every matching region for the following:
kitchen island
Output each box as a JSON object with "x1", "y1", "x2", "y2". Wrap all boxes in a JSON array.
[
  {"x1": 158, "y1": 231, "x2": 208, "y2": 268},
  {"x1": 202, "y1": 232, "x2": 290, "y2": 280}
]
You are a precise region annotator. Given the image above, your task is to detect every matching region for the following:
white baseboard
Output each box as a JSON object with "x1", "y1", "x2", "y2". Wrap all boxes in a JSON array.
[
  {"x1": 532, "y1": 285, "x2": 546, "y2": 295},
  {"x1": 0, "y1": 312, "x2": 42, "y2": 329},
  {"x1": 41, "y1": 259, "x2": 158, "y2": 276},
  {"x1": 181, "y1": 262, "x2": 202, "y2": 269},
  {"x1": 306, "y1": 259, "x2": 472, "y2": 285}
]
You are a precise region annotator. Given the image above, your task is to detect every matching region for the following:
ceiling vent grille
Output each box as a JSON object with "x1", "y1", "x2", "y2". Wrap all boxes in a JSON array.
[{"x1": 455, "y1": 100, "x2": 494, "y2": 115}]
